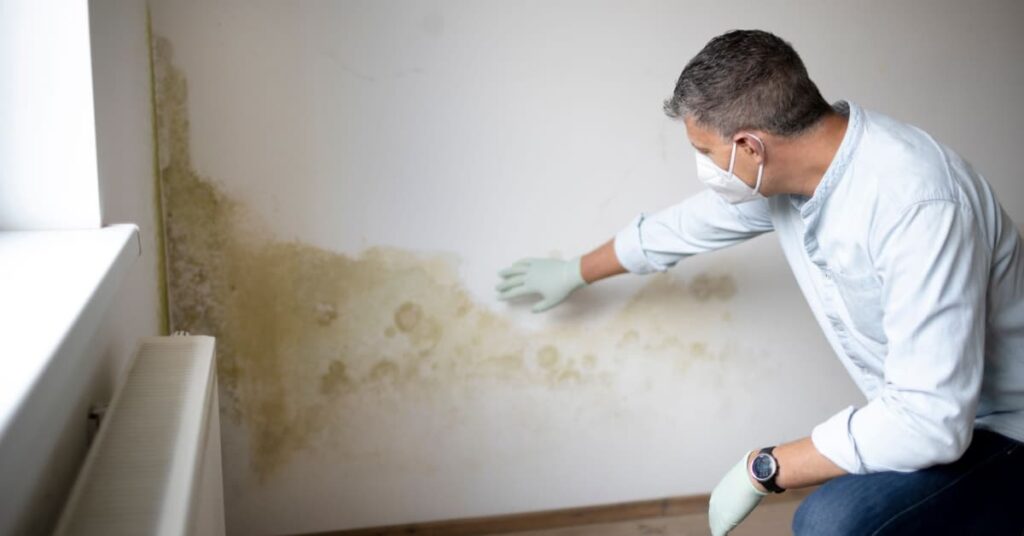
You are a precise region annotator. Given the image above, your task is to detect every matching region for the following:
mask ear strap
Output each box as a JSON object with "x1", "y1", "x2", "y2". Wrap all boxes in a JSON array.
[
  {"x1": 727, "y1": 141, "x2": 739, "y2": 176},
  {"x1": 747, "y1": 133, "x2": 766, "y2": 153}
]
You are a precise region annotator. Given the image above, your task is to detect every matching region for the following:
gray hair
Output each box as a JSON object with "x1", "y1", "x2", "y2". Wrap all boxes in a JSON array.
[{"x1": 664, "y1": 30, "x2": 832, "y2": 138}]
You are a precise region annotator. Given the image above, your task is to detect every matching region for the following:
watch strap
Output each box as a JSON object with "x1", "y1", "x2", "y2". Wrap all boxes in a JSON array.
[{"x1": 756, "y1": 446, "x2": 786, "y2": 493}]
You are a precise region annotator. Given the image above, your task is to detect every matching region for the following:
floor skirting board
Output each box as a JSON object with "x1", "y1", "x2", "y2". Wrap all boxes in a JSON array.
[{"x1": 289, "y1": 487, "x2": 816, "y2": 536}]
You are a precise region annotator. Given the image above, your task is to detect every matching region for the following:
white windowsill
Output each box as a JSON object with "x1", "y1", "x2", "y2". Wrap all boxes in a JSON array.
[{"x1": 0, "y1": 224, "x2": 141, "y2": 444}]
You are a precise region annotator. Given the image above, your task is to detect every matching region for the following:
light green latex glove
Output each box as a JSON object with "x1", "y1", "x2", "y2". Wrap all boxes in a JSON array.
[
  {"x1": 495, "y1": 257, "x2": 587, "y2": 313},
  {"x1": 708, "y1": 451, "x2": 768, "y2": 536}
]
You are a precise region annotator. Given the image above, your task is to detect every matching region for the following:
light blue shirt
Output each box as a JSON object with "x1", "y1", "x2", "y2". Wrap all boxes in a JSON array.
[{"x1": 613, "y1": 101, "x2": 1024, "y2": 474}]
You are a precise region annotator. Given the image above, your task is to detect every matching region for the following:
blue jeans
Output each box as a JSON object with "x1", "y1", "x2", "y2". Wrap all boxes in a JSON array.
[{"x1": 792, "y1": 428, "x2": 1024, "y2": 535}]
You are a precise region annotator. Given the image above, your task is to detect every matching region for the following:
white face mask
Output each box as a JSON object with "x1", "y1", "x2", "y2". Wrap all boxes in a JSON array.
[{"x1": 695, "y1": 134, "x2": 765, "y2": 204}]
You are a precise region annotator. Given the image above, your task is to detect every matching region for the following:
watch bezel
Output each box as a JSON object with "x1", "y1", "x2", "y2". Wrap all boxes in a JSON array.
[{"x1": 751, "y1": 452, "x2": 778, "y2": 482}]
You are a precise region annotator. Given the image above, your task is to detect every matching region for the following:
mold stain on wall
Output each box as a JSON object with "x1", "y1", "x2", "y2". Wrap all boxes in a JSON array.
[{"x1": 153, "y1": 36, "x2": 740, "y2": 482}]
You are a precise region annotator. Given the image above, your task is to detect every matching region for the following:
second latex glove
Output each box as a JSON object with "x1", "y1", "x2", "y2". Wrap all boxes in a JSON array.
[
  {"x1": 495, "y1": 257, "x2": 587, "y2": 313},
  {"x1": 708, "y1": 451, "x2": 768, "y2": 536}
]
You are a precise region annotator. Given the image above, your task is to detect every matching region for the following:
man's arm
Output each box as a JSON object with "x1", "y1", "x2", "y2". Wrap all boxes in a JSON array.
[
  {"x1": 747, "y1": 436, "x2": 847, "y2": 492},
  {"x1": 709, "y1": 436, "x2": 848, "y2": 535},
  {"x1": 747, "y1": 202, "x2": 986, "y2": 490},
  {"x1": 811, "y1": 200, "x2": 986, "y2": 474},
  {"x1": 611, "y1": 189, "x2": 774, "y2": 275},
  {"x1": 579, "y1": 238, "x2": 627, "y2": 283},
  {"x1": 497, "y1": 190, "x2": 774, "y2": 310}
]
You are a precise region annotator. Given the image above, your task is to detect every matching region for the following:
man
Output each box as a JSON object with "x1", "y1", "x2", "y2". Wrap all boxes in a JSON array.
[{"x1": 495, "y1": 30, "x2": 1024, "y2": 535}]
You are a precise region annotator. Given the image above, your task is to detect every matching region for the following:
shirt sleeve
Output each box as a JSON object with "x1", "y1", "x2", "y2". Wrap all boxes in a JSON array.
[
  {"x1": 613, "y1": 189, "x2": 774, "y2": 274},
  {"x1": 811, "y1": 200, "x2": 988, "y2": 474}
]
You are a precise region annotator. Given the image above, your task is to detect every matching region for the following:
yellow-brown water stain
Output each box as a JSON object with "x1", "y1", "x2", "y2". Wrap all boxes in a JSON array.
[
  {"x1": 315, "y1": 302, "x2": 338, "y2": 327},
  {"x1": 537, "y1": 345, "x2": 560, "y2": 369},
  {"x1": 688, "y1": 273, "x2": 737, "y2": 301},
  {"x1": 154, "y1": 35, "x2": 738, "y2": 482},
  {"x1": 618, "y1": 329, "x2": 640, "y2": 347},
  {"x1": 319, "y1": 360, "x2": 351, "y2": 396},
  {"x1": 394, "y1": 302, "x2": 422, "y2": 331},
  {"x1": 368, "y1": 360, "x2": 401, "y2": 382}
]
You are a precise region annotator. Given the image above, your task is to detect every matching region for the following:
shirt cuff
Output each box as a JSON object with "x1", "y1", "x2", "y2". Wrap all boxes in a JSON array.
[
  {"x1": 811, "y1": 405, "x2": 866, "y2": 475},
  {"x1": 613, "y1": 213, "x2": 661, "y2": 274}
]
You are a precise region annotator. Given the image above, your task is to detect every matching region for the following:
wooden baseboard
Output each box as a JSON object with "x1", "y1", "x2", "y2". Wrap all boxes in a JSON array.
[{"x1": 290, "y1": 487, "x2": 816, "y2": 536}]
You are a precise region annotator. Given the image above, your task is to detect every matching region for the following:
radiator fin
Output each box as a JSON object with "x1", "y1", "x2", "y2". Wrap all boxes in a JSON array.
[{"x1": 54, "y1": 335, "x2": 222, "y2": 536}]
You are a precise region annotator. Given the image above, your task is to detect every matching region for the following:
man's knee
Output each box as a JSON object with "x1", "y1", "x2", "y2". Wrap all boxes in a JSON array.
[{"x1": 791, "y1": 485, "x2": 867, "y2": 536}]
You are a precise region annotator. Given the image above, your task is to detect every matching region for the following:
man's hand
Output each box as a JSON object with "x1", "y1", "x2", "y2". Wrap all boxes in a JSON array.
[
  {"x1": 495, "y1": 257, "x2": 587, "y2": 312},
  {"x1": 708, "y1": 450, "x2": 768, "y2": 536}
]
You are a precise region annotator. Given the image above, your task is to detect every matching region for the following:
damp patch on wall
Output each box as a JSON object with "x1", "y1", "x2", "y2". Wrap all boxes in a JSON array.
[{"x1": 153, "y1": 36, "x2": 740, "y2": 481}]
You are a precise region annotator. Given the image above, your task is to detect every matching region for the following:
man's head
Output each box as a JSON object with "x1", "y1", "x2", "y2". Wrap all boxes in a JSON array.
[{"x1": 666, "y1": 30, "x2": 836, "y2": 197}]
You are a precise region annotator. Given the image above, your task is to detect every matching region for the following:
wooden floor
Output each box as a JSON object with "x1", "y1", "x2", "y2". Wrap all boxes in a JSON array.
[
  {"x1": 303, "y1": 488, "x2": 813, "y2": 536},
  {"x1": 501, "y1": 497, "x2": 802, "y2": 536}
]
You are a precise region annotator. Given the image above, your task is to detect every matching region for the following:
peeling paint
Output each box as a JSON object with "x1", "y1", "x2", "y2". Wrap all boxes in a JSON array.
[{"x1": 154, "y1": 36, "x2": 739, "y2": 481}]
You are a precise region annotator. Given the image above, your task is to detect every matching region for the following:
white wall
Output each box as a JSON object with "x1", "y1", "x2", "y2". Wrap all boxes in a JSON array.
[
  {"x1": 0, "y1": 1, "x2": 165, "y2": 533},
  {"x1": 91, "y1": 0, "x2": 168, "y2": 366},
  {"x1": 149, "y1": 2, "x2": 1024, "y2": 535}
]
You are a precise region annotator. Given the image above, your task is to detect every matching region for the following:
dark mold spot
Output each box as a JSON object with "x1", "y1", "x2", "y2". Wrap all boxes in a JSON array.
[
  {"x1": 394, "y1": 302, "x2": 422, "y2": 332},
  {"x1": 320, "y1": 360, "x2": 351, "y2": 396}
]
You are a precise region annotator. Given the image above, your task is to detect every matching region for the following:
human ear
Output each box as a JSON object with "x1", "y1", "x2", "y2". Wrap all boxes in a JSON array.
[{"x1": 733, "y1": 132, "x2": 766, "y2": 162}]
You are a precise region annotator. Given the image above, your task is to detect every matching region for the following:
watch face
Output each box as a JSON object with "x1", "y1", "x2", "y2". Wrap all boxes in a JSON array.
[{"x1": 752, "y1": 453, "x2": 777, "y2": 481}]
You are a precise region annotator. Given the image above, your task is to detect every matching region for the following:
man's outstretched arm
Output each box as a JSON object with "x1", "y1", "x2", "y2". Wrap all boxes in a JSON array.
[
  {"x1": 580, "y1": 238, "x2": 627, "y2": 283},
  {"x1": 496, "y1": 190, "x2": 774, "y2": 312}
]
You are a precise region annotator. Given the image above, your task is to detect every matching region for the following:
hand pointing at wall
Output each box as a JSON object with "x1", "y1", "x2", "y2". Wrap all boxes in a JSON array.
[
  {"x1": 495, "y1": 239, "x2": 628, "y2": 312},
  {"x1": 495, "y1": 257, "x2": 587, "y2": 313}
]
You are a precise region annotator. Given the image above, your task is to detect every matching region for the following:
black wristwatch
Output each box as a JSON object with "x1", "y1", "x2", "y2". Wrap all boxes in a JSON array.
[{"x1": 750, "y1": 446, "x2": 786, "y2": 493}]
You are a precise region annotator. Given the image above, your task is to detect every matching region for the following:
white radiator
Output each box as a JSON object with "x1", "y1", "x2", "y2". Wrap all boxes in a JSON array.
[{"x1": 54, "y1": 335, "x2": 225, "y2": 536}]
